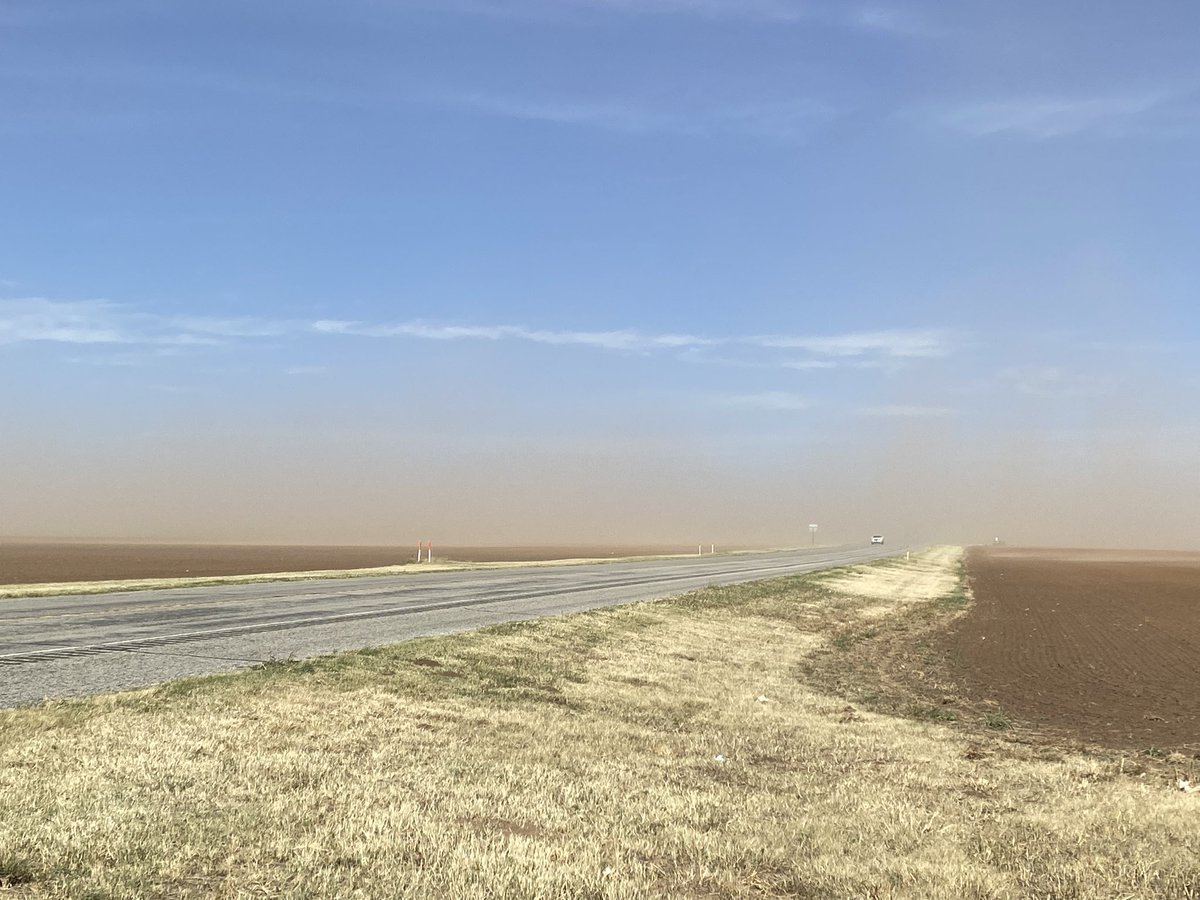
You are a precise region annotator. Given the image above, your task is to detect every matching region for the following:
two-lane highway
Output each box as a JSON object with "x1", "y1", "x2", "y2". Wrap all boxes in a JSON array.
[{"x1": 0, "y1": 544, "x2": 898, "y2": 706}]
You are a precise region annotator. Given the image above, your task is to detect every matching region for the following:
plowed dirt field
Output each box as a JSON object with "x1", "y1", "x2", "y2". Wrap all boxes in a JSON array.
[{"x1": 949, "y1": 546, "x2": 1200, "y2": 754}]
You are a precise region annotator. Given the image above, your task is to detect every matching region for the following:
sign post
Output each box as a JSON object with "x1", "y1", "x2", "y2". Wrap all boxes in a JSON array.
[{"x1": 809, "y1": 524, "x2": 818, "y2": 547}]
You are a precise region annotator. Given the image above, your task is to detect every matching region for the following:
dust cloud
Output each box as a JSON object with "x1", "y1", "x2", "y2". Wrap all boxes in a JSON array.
[{"x1": 2, "y1": 410, "x2": 1197, "y2": 551}]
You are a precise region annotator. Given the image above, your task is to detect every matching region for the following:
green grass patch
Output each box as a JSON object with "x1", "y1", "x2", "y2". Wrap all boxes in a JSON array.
[
  {"x1": 0, "y1": 853, "x2": 37, "y2": 887},
  {"x1": 983, "y1": 712, "x2": 1012, "y2": 731},
  {"x1": 909, "y1": 703, "x2": 959, "y2": 723}
]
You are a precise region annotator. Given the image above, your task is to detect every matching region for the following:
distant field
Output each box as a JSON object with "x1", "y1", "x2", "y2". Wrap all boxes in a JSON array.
[
  {"x1": 942, "y1": 546, "x2": 1200, "y2": 754},
  {"x1": 0, "y1": 542, "x2": 743, "y2": 585}
]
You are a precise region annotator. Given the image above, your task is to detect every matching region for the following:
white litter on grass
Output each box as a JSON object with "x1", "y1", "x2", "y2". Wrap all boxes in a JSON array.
[
  {"x1": 755, "y1": 695, "x2": 772, "y2": 704},
  {"x1": 713, "y1": 755, "x2": 726, "y2": 763},
  {"x1": 1179, "y1": 779, "x2": 1197, "y2": 793}
]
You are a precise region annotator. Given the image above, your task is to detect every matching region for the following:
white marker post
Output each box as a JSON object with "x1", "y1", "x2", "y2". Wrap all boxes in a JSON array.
[{"x1": 809, "y1": 524, "x2": 818, "y2": 547}]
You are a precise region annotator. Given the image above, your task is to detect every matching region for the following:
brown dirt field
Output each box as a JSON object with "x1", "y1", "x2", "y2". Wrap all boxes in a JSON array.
[
  {"x1": 947, "y1": 546, "x2": 1200, "y2": 754},
  {"x1": 0, "y1": 542, "x2": 732, "y2": 585}
]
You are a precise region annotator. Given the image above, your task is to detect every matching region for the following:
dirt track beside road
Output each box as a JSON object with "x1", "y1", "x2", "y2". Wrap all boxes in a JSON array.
[{"x1": 0, "y1": 542, "x2": 743, "y2": 585}]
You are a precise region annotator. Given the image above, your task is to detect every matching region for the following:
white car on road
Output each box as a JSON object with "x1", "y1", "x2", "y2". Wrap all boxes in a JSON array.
[{"x1": 870, "y1": 535, "x2": 885, "y2": 544}]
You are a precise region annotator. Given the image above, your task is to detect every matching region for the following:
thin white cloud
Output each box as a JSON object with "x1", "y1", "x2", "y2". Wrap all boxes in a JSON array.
[
  {"x1": 66, "y1": 347, "x2": 183, "y2": 367},
  {"x1": 757, "y1": 328, "x2": 953, "y2": 358},
  {"x1": 718, "y1": 391, "x2": 811, "y2": 411},
  {"x1": 421, "y1": 0, "x2": 932, "y2": 32},
  {"x1": 313, "y1": 319, "x2": 715, "y2": 352},
  {"x1": 585, "y1": 0, "x2": 806, "y2": 20},
  {"x1": 167, "y1": 316, "x2": 292, "y2": 338},
  {"x1": 313, "y1": 319, "x2": 960, "y2": 367},
  {"x1": 0, "y1": 298, "x2": 291, "y2": 348},
  {"x1": 436, "y1": 91, "x2": 839, "y2": 141},
  {"x1": 4, "y1": 299, "x2": 959, "y2": 382},
  {"x1": 857, "y1": 404, "x2": 958, "y2": 417},
  {"x1": 66, "y1": 353, "x2": 148, "y2": 367},
  {"x1": 428, "y1": 0, "x2": 809, "y2": 24},
  {"x1": 442, "y1": 93, "x2": 674, "y2": 133},
  {"x1": 0, "y1": 298, "x2": 129, "y2": 345},
  {"x1": 1083, "y1": 338, "x2": 1185, "y2": 355},
  {"x1": 999, "y1": 366, "x2": 1113, "y2": 398},
  {"x1": 709, "y1": 99, "x2": 841, "y2": 142},
  {"x1": 284, "y1": 365, "x2": 328, "y2": 376},
  {"x1": 937, "y1": 90, "x2": 1191, "y2": 140},
  {"x1": 851, "y1": 5, "x2": 935, "y2": 36},
  {"x1": 782, "y1": 359, "x2": 839, "y2": 370}
]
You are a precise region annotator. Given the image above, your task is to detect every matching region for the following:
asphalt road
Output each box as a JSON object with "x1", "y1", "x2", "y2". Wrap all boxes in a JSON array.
[{"x1": 0, "y1": 544, "x2": 898, "y2": 707}]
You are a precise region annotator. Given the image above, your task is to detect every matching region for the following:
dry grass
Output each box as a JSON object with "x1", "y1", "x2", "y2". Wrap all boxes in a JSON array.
[
  {"x1": 818, "y1": 546, "x2": 961, "y2": 603},
  {"x1": 1, "y1": 548, "x2": 1197, "y2": 898}
]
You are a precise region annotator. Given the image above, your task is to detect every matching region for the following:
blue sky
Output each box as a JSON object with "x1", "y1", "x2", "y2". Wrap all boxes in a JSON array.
[{"x1": 2, "y1": 0, "x2": 1198, "y2": 546}]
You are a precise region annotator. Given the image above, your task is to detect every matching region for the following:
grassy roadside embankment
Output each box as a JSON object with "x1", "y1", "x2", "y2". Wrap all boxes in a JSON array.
[{"x1": 1, "y1": 547, "x2": 1196, "y2": 898}]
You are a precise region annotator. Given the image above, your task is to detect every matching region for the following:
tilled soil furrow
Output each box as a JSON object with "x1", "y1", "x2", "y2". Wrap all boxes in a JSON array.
[{"x1": 945, "y1": 547, "x2": 1200, "y2": 753}]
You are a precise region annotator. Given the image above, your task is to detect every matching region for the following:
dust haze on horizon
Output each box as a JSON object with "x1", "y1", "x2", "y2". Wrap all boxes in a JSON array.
[
  {"x1": 4, "y1": 339, "x2": 1198, "y2": 552},
  {"x1": 2, "y1": 1, "x2": 1198, "y2": 553}
]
